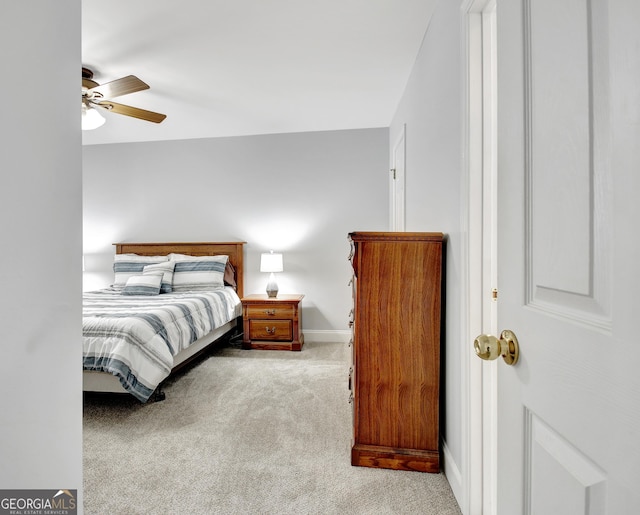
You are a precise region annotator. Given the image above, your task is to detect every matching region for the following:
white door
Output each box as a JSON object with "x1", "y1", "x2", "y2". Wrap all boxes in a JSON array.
[
  {"x1": 390, "y1": 124, "x2": 406, "y2": 231},
  {"x1": 487, "y1": 0, "x2": 640, "y2": 513}
]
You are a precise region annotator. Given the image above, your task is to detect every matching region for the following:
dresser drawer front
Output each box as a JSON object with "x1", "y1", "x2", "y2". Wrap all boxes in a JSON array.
[
  {"x1": 249, "y1": 320, "x2": 293, "y2": 341},
  {"x1": 246, "y1": 304, "x2": 295, "y2": 319}
]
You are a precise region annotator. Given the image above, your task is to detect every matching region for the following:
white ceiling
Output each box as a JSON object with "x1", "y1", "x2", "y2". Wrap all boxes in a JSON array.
[{"x1": 82, "y1": 0, "x2": 436, "y2": 146}]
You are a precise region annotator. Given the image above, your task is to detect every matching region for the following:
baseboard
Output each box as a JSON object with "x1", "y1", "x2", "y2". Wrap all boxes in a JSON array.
[
  {"x1": 302, "y1": 330, "x2": 351, "y2": 344},
  {"x1": 442, "y1": 439, "x2": 465, "y2": 513}
]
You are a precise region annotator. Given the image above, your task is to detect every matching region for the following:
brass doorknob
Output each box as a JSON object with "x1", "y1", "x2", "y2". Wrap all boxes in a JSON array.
[{"x1": 474, "y1": 329, "x2": 520, "y2": 366}]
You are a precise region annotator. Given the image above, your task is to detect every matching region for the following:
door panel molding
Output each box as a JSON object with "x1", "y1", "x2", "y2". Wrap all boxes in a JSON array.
[
  {"x1": 524, "y1": 408, "x2": 607, "y2": 515},
  {"x1": 523, "y1": 0, "x2": 612, "y2": 332}
]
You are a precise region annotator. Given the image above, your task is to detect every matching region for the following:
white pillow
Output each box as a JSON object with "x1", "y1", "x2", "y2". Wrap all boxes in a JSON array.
[
  {"x1": 168, "y1": 253, "x2": 229, "y2": 292},
  {"x1": 112, "y1": 254, "x2": 169, "y2": 289},
  {"x1": 121, "y1": 273, "x2": 163, "y2": 296},
  {"x1": 143, "y1": 261, "x2": 175, "y2": 294}
]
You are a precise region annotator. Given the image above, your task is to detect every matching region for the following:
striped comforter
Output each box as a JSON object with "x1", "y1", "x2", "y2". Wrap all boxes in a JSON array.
[{"x1": 83, "y1": 286, "x2": 241, "y2": 402}]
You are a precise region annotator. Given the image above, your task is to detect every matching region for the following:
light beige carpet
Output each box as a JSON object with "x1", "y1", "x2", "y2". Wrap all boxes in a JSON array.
[{"x1": 83, "y1": 341, "x2": 462, "y2": 515}]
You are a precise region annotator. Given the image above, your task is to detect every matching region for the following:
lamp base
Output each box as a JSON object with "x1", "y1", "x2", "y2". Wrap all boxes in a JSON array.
[{"x1": 266, "y1": 273, "x2": 278, "y2": 298}]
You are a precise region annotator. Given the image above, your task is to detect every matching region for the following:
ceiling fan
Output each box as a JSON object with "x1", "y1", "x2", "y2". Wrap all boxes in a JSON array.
[{"x1": 81, "y1": 67, "x2": 166, "y2": 130}]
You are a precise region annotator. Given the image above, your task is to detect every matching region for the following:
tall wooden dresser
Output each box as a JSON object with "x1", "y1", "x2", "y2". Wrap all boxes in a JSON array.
[{"x1": 348, "y1": 231, "x2": 443, "y2": 473}]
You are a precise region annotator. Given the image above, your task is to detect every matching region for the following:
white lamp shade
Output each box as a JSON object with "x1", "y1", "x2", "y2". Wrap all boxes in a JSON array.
[
  {"x1": 82, "y1": 103, "x2": 105, "y2": 130},
  {"x1": 260, "y1": 252, "x2": 283, "y2": 273}
]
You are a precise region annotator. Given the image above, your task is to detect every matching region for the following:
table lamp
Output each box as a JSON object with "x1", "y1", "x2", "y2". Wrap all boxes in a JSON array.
[{"x1": 260, "y1": 251, "x2": 283, "y2": 298}]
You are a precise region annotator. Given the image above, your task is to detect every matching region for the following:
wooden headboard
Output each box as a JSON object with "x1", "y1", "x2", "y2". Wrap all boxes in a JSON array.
[{"x1": 113, "y1": 241, "x2": 246, "y2": 298}]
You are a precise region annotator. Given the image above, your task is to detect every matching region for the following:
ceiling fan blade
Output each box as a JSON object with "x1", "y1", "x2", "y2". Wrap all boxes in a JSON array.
[
  {"x1": 97, "y1": 100, "x2": 166, "y2": 123},
  {"x1": 89, "y1": 75, "x2": 149, "y2": 99}
]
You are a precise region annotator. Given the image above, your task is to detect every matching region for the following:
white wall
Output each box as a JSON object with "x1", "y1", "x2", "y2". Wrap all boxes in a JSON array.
[
  {"x1": 389, "y1": 0, "x2": 466, "y2": 507},
  {"x1": 83, "y1": 128, "x2": 388, "y2": 338},
  {"x1": 0, "y1": 0, "x2": 83, "y2": 500}
]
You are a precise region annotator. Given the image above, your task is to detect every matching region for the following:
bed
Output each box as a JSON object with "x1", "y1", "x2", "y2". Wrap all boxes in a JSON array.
[{"x1": 83, "y1": 241, "x2": 245, "y2": 402}]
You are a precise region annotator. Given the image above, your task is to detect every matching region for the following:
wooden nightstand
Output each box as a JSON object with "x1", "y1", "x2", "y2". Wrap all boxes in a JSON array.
[{"x1": 241, "y1": 294, "x2": 304, "y2": 351}]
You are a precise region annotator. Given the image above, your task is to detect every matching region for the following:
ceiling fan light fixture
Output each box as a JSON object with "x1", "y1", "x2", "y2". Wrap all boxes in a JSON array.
[
  {"x1": 82, "y1": 103, "x2": 105, "y2": 130},
  {"x1": 80, "y1": 67, "x2": 166, "y2": 127}
]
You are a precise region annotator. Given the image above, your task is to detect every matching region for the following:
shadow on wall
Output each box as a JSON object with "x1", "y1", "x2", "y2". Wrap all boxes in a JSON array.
[{"x1": 439, "y1": 236, "x2": 448, "y2": 444}]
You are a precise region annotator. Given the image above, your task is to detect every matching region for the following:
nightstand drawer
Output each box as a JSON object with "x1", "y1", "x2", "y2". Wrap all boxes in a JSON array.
[
  {"x1": 249, "y1": 320, "x2": 293, "y2": 341},
  {"x1": 246, "y1": 304, "x2": 295, "y2": 319}
]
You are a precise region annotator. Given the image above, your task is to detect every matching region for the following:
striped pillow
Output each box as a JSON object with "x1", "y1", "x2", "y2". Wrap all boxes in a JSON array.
[
  {"x1": 169, "y1": 253, "x2": 229, "y2": 292},
  {"x1": 121, "y1": 274, "x2": 163, "y2": 296},
  {"x1": 112, "y1": 254, "x2": 168, "y2": 289},
  {"x1": 143, "y1": 261, "x2": 175, "y2": 294}
]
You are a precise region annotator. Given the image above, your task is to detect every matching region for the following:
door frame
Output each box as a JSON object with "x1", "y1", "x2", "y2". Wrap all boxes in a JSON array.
[{"x1": 461, "y1": 0, "x2": 498, "y2": 513}]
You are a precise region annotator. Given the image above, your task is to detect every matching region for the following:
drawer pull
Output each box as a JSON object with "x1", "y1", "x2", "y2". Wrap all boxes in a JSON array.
[
  {"x1": 265, "y1": 326, "x2": 277, "y2": 334},
  {"x1": 264, "y1": 309, "x2": 276, "y2": 316}
]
